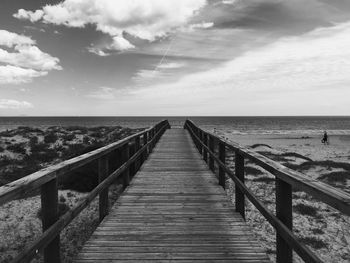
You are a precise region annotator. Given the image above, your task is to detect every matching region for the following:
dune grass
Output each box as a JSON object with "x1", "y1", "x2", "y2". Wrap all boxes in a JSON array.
[
  {"x1": 250, "y1": 143, "x2": 272, "y2": 149},
  {"x1": 318, "y1": 171, "x2": 350, "y2": 184},
  {"x1": 293, "y1": 203, "x2": 319, "y2": 217}
]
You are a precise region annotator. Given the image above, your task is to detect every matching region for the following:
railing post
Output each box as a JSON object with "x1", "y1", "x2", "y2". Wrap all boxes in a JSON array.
[
  {"x1": 129, "y1": 142, "x2": 136, "y2": 178},
  {"x1": 199, "y1": 130, "x2": 203, "y2": 155},
  {"x1": 41, "y1": 178, "x2": 60, "y2": 263},
  {"x1": 122, "y1": 143, "x2": 130, "y2": 189},
  {"x1": 276, "y1": 178, "x2": 293, "y2": 263},
  {"x1": 203, "y1": 133, "x2": 208, "y2": 162},
  {"x1": 142, "y1": 132, "x2": 148, "y2": 163},
  {"x1": 135, "y1": 136, "x2": 141, "y2": 170},
  {"x1": 98, "y1": 155, "x2": 109, "y2": 221},
  {"x1": 209, "y1": 135, "x2": 215, "y2": 172},
  {"x1": 219, "y1": 142, "x2": 225, "y2": 189},
  {"x1": 235, "y1": 151, "x2": 245, "y2": 219}
]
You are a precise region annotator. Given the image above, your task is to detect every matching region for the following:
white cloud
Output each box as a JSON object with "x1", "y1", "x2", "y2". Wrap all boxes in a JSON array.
[
  {"x1": 86, "y1": 87, "x2": 116, "y2": 100},
  {"x1": 109, "y1": 36, "x2": 135, "y2": 51},
  {"x1": 0, "y1": 30, "x2": 61, "y2": 84},
  {"x1": 0, "y1": 45, "x2": 61, "y2": 71},
  {"x1": 157, "y1": 62, "x2": 186, "y2": 69},
  {"x1": 0, "y1": 30, "x2": 35, "y2": 47},
  {"x1": 14, "y1": 0, "x2": 207, "y2": 52},
  {"x1": 0, "y1": 65, "x2": 47, "y2": 84},
  {"x1": 14, "y1": 9, "x2": 44, "y2": 23},
  {"x1": 121, "y1": 22, "x2": 350, "y2": 115},
  {"x1": 187, "y1": 22, "x2": 214, "y2": 31},
  {"x1": 0, "y1": 99, "x2": 33, "y2": 109}
]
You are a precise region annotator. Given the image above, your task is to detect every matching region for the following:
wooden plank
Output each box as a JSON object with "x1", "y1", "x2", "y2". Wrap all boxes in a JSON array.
[{"x1": 75, "y1": 128, "x2": 269, "y2": 262}]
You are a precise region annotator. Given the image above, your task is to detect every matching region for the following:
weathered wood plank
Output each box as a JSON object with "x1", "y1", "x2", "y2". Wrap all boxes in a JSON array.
[{"x1": 75, "y1": 128, "x2": 269, "y2": 262}]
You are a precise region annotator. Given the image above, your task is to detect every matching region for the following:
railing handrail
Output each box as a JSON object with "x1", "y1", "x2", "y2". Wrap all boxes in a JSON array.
[
  {"x1": 0, "y1": 120, "x2": 168, "y2": 206},
  {"x1": 184, "y1": 119, "x2": 350, "y2": 263},
  {"x1": 185, "y1": 119, "x2": 350, "y2": 215}
]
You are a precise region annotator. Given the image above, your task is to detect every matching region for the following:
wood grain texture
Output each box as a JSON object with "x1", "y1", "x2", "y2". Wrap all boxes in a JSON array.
[{"x1": 75, "y1": 128, "x2": 270, "y2": 262}]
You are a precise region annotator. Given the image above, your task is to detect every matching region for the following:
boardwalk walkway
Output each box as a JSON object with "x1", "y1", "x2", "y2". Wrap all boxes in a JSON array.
[{"x1": 75, "y1": 128, "x2": 269, "y2": 262}]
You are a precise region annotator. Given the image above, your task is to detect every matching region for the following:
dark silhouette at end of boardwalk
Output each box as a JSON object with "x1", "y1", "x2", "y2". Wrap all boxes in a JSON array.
[
  {"x1": 0, "y1": 119, "x2": 349, "y2": 263},
  {"x1": 322, "y1": 131, "x2": 329, "y2": 144}
]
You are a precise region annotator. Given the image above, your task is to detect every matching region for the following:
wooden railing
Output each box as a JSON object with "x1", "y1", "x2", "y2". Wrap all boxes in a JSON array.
[
  {"x1": 184, "y1": 119, "x2": 350, "y2": 263},
  {"x1": 0, "y1": 120, "x2": 170, "y2": 263}
]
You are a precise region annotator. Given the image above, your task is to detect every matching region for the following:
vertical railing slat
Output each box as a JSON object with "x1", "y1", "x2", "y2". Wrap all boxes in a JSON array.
[
  {"x1": 41, "y1": 178, "x2": 60, "y2": 263},
  {"x1": 276, "y1": 178, "x2": 293, "y2": 263},
  {"x1": 98, "y1": 155, "x2": 109, "y2": 221},
  {"x1": 235, "y1": 151, "x2": 245, "y2": 219},
  {"x1": 209, "y1": 135, "x2": 215, "y2": 172},
  {"x1": 203, "y1": 133, "x2": 208, "y2": 162},
  {"x1": 219, "y1": 142, "x2": 225, "y2": 189},
  {"x1": 122, "y1": 143, "x2": 130, "y2": 189}
]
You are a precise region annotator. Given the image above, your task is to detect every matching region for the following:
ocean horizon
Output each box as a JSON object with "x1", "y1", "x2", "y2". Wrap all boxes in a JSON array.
[{"x1": 1, "y1": 116, "x2": 350, "y2": 135}]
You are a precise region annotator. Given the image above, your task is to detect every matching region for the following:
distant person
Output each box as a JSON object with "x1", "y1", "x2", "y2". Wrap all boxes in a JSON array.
[{"x1": 322, "y1": 131, "x2": 329, "y2": 145}]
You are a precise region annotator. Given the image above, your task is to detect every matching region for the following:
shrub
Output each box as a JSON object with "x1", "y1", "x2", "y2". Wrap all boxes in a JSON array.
[
  {"x1": 294, "y1": 203, "x2": 318, "y2": 217},
  {"x1": 66, "y1": 126, "x2": 88, "y2": 133},
  {"x1": 299, "y1": 236, "x2": 327, "y2": 249},
  {"x1": 62, "y1": 133, "x2": 75, "y2": 141},
  {"x1": 29, "y1": 136, "x2": 38, "y2": 147},
  {"x1": 318, "y1": 171, "x2": 350, "y2": 184},
  {"x1": 0, "y1": 156, "x2": 13, "y2": 167},
  {"x1": 44, "y1": 133, "x2": 58, "y2": 143},
  {"x1": 245, "y1": 166, "x2": 264, "y2": 176},
  {"x1": 280, "y1": 152, "x2": 312, "y2": 161},
  {"x1": 59, "y1": 195, "x2": 66, "y2": 203},
  {"x1": 7, "y1": 143, "x2": 26, "y2": 154},
  {"x1": 17, "y1": 126, "x2": 43, "y2": 133},
  {"x1": 252, "y1": 176, "x2": 275, "y2": 183}
]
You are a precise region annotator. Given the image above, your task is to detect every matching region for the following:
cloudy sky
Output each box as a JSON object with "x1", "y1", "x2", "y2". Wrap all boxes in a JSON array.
[{"x1": 1, "y1": 0, "x2": 350, "y2": 116}]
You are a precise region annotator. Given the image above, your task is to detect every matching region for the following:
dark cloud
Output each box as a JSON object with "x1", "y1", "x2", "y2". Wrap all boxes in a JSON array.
[{"x1": 206, "y1": 0, "x2": 350, "y2": 35}]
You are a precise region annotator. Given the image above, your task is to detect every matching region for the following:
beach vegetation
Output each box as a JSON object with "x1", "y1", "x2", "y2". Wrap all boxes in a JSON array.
[
  {"x1": 280, "y1": 152, "x2": 312, "y2": 161},
  {"x1": 252, "y1": 176, "x2": 275, "y2": 183},
  {"x1": 245, "y1": 166, "x2": 264, "y2": 176},
  {"x1": 294, "y1": 203, "x2": 318, "y2": 217},
  {"x1": 299, "y1": 236, "x2": 327, "y2": 249},
  {"x1": 44, "y1": 132, "x2": 58, "y2": 143},
  {"x1": 61, "y1": 133, "x2": 75, "y2": 141},
  {"x1": 7, "y1": 143, "x2": 26, "y2": 155},
  {"x1": 29, "y1": 136, "x2": 38, "y2": 147},
  {"x1": 66, "y1": 126, "x2": 88, "y2": 133},
  {"x1": 318, "y1": 171, "x2": 350, "y2": 184}
]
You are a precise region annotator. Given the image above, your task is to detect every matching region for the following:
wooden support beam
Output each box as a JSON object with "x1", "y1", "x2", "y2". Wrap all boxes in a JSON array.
[
  {"x1": 122, "y1": 144, "x2": 130, "y2": 189},
  {"x1": 41, "y1": 178, "x2": 60, "y2": 263},
  {"x1": 142, "y1": 133, "x2": 148, "y2": 162},
  {"x1": 276, "y1": 178, "x2": 293, "y2": 263},
  {"x1": 98, "y1": 155, "x2": 109, "y2": 221},
  {"x1": 135, "y1": 136, "x2": 141, "y2": 170},
  {"x1": 203, "y1": 133, "x2": 208, "y2": 163},
  {"x1": 129, "y1": 142, "x2": 136, "y2": 178},
  {"x1": 235, "y1": 151, "x2": 245, "y2": 220}
]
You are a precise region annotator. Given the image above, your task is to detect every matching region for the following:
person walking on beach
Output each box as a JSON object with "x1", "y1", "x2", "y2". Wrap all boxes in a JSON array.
[{"x1": 322, "y1": 131, "x2": 329, "y2": 145}]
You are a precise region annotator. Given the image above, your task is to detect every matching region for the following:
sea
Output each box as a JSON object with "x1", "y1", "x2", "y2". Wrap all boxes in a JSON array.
[{"x1": 1, "y1": 116, "x2": 350, "y2": 135}]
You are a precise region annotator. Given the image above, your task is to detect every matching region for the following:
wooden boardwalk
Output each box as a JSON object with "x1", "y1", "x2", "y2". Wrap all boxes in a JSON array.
[{"x1": 75, "y1": 128, "x2": 270, "y2": 262}]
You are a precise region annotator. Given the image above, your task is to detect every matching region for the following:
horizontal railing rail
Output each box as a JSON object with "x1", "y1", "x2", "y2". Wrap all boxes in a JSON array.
[
  {"x1": 0, "y1": 120, "x2": 170, "y2": 263},
  {"x1": 184, "y1": 119, "x2": 350, "y2": 263}
]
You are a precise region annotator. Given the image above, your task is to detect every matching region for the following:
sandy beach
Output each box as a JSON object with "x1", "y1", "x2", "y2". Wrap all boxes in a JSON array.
[{"x1": 215, "y1": 130, "x2": 350, "y2": 262}]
